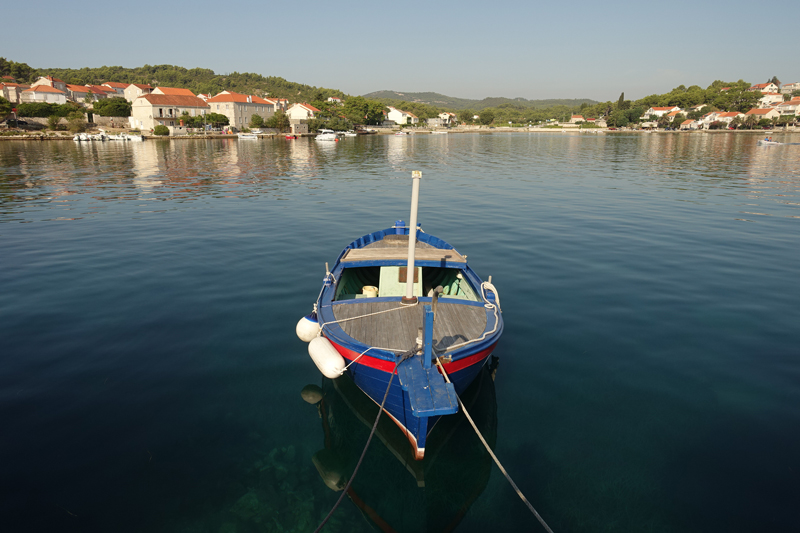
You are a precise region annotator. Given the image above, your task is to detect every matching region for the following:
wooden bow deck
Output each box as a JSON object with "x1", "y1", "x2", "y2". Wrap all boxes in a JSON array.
[{"x1": 331, "y1": 300, "x2": 487, "y2": 353}]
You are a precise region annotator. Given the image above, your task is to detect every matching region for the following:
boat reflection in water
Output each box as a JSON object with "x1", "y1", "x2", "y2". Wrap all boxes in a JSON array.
[{"x1": 302, "y1": 357, "x2": 499, "y2": 532}]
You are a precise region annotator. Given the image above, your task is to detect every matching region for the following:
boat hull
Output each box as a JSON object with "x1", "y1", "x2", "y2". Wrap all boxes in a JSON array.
[{"x1": 327, "y1": 336, "x2": 498, "y2": 459}]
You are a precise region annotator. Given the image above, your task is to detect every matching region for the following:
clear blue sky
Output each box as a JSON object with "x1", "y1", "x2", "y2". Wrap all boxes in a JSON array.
[{"x1": 5, "y1": 0, "x2": 798, "y2": 102}]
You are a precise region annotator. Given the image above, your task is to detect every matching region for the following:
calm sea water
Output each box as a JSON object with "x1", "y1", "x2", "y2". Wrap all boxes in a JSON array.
[{"x1": 1, "y1": 132, "x2": 799, "y2": 533}]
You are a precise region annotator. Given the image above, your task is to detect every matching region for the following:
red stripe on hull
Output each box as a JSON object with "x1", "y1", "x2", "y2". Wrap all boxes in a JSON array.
[{"x1": 328, "y1": 339, "x2": 497, "y2": 376}]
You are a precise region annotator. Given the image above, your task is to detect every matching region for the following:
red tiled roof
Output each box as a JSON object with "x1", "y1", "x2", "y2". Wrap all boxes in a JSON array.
[
  {"x1": 129, "y1": 83, "x2": 152, "y2": 90},
  {"x1": 571, "y1": 115, "x2": 584, "y2": 118},
  {"x1": 667, "y1": 110, "x2": 681, "y2": 116},
  {"x1": 137, "y1": 94, "x2": 209, "y2": 107},
  {"x1": 41, "y1": 75, "x2": 65, "y2": 83},
  {"x1": 681, "y1": 119, "x2": 695, "y2": 125},
  {"x1": 24, "y1": 85, "x2": 66, "y2": 94},
  {"x1": 66, "y1": 84, "x2": 90, "y2": 92},
  {"x1": 750, "y1": 83, "x2": 769, "y2": 89},
  {"x1": 102, "y1": 82, "x2": 128, "y2": 88},
  {"x1": 85, "y1": 85, "x2": 116, "y2": 94},
  {"x1": 650, "y1": 107, "x2": 677, "y2": 111},
  {"x1": 2, "y1": 75, "x2": 15, "y2": 80},
  {"x1": 292, "y1": 103, "x2": 320, "y2": 112},
  {"x1": 717, "y1": 112, "x2": 741, "y2": 118},
  {"x1": 745, "y1": 108, "x2": 775, "y2": 115},
  {"x1": 206, "y1": 91, "x2": 273, "y2": 104},
  {"x1": 154, "y1": 87, "x2": 195, "y2": 96}
]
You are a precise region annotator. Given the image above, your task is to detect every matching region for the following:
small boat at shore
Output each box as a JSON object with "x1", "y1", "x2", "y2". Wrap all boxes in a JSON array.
[
  {"x1": 296, "y1": 172, "x2": 503, "y2": 460},
  {"x1": 238, "y1": 133, "x2": 258, "y2": 140}
]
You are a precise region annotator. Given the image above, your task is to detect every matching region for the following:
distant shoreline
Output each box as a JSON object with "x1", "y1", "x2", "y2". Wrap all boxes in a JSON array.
[{"x1": 0, "y1": 126, "x2": 795, "y2": 141}]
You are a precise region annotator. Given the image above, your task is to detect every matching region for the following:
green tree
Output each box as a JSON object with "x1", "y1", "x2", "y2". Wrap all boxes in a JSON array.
[
  {"x1": 67, "y1": 111, "x2": 86, "y2": 133},
  {"x1": 479, "y1": 110, "x2": 494, "y2": 125},
  {"x1": 458, "y1": 109, "x2": 473, "y2": 123},
  {"x1": 769, "y1": 76, "x2": 781, "y2": 86},
  {"x1": 205, "y1": 112, "x2": 229, "y2": 127},
  {"x1": 93, "y1": 97, "x2": 131, "y2": 117},
  {"x1": 610, "y1": 109, "x2": 629, "y2": 127},
  {"x1": 730, "y1": 115, "x2": 743, "y2": 129},
  {"x1": 744, "y1": 115, "x2": 758, "y2": 129},
  {"x1": 153, "y1": 125, "x2": 169, "y2": 135},
  {"x1": 249, "y1": 114, "x2": 264, "y2": 128},
  {"x1": 0, "y1": 96, "x2": 11, "y2": 118},
  {"x1": 47, "y1": 115, "x2": 60, "y2": 130},
  {"x1": 264, "y1": 109, "x2": 289, "y2": 132}
]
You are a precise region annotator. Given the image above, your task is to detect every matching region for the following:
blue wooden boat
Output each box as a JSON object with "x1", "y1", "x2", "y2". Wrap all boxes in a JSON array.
[{"x1": 297, "y1": 172, "x2": 502, "y2": 460}]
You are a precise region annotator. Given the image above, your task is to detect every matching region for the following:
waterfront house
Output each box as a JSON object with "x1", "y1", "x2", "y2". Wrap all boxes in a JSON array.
[
  {"x1": 287, "y1": 103, "x2": 321, "y2": 121},
  {"x1": 780, "y1": 82, "x2": 800, "y2": 95},
  {"x1": 748, "y1": 83, "x2": 779, "y2": 94},
  {"x1": 66, "y1": 84, "x2": 95, "y2": 103},
  {"x1": 152, "y1": 87, "x2": 196, "y2": 97},
  {"x1": 437, "y1": 112, "x2": 457, "y2": 125},
  {"x1": 268, "y1": 98, "x2": 289, "y2": 111},
  {"x1": 387, "y1": 106, "x2": 418, "y2": 125},
  {"x1": 715, "y1": 111, "x2": 744, "y2": 125},
  {"x1": 745, "y1": 108, "x2": 780, "y2": 121},
  {"x1": 1, "y1": 82, "x2": 30, "y2": 105},
  {"x1": 666, "y1": 110, "x2": 683, "y2": 122},
  {"x1": 643, "y1": 106, "x2": 681, "y2": 119},
  {"x1": 20, "y1": 85, "x2": 67, "y2": 104},
  {"x1": 102, "y1": 82, "x2": 128, "y2": 96},
  {"x1": 759, "y1": 93, "x2": 784, "y2": 108},
  {"x1": 124, "y1": 83, "x2": 153, "y2": 102},
  {"x1": 31, "y1": 76, "x2": 67, "y2": 93},
  {"x1": 775, "y1": 100, "x2": 800, "y2": 118},
  {"x1": 680, "y1": 119, "x2": 699, "y2": 130},
  {"x1": 130, "y1": 94, "x2": 209, "y2": 130},
  {"x1": 206, "y1": 91, "x2": 276, "y2": 129},
  {"x1": 569, "y1": 115, "x2": 585, "y2": 123}
]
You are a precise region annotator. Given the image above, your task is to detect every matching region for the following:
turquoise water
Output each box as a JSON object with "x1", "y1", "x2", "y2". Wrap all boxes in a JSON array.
[{"x1": 1, "y1": 133, "x2": 799, "y2": 532}]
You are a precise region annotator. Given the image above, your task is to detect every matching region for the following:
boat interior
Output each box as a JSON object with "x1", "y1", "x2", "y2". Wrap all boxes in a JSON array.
[{"x1": 334, "y1": 266, "x2": 480, "y2": 302}]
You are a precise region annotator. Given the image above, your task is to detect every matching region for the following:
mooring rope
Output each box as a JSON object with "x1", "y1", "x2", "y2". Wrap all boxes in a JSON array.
[
  {"x1": 313, "y1": 358, "x2": 404, "y2": 533},
  {"x1": 436, "y1": 359, "x2": 555, "y2": 533}
]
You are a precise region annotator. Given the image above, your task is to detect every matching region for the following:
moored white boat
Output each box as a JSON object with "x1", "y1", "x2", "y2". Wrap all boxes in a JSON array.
[
  {"x1": 315, "y1": 129, "x2": 338, "y2": 141},
  {"x1": 238, "y1": 132, "x2": 258, "y2": 140}
]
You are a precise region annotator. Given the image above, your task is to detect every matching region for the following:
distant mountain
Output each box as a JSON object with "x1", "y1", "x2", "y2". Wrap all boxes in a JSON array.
[{"x1": 361, "y1": 90, "x2": 598, "y2": 111}]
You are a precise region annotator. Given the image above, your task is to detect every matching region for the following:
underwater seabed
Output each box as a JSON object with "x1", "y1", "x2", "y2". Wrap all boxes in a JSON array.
[{"x1": 302, "y1": 358, "x2": 499, "y2": 532}]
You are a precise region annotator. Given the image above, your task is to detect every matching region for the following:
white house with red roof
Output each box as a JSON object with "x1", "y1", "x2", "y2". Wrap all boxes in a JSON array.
[
  {"x1": 715, "y1": 111, "x2": 744, "y2": 124},
  {"x1": 102, "y1": 82, "x2": 128, "y2": 96},
  {"x1": 387, "y1": 106, "x2": 418, "y2": 125},
  {"x1": 21, "y1": 85, "x2": 67, "y2": 104},
  {"x1": 287, "y1": 103, "x2": 321, "y2": 121},
  {"x1": 206, "y1": 91, "x2": 277, "y2": 129},
  {"x1": 130, "y1": 94, "x2": 209, "y2": 131},
  {"x1": 31, "y1": 76, "x2": 67, "y2": 93},
  {"x1": 666, "y1": 110, "x2": 684, "y2": 122},
  {"x1": 780, "y1": 82, "x2": 800, "y2": 95},
  {"x1": 327, "y1": 96, "x2": 343, "y2": 104},
  {"x1": 569, "y1": 114, "x2": 585, "y2": 123},
  {"x1": 680, "y1": 119, "x2": 699, "y2": 130},
  {"x1": 758, "y1": 93, "x2": 784, "y2": 108},
  {"x1": 643, "y1": 106, "x2": 681, "y2": 119},
  {"x1": 152, "y1": 87, "x2": 196, "y2": 97},
  {"x1": 748, "y1": 83, "x2": 779, "y2": 94},
  {"x1": 124, "y1": 83, "x2": 153, "y2": 102},
  {"x1": 1, "y1": 82, "x2": 30, "y2": 104},
  {"x1": 776, "y1": 99, "x2": 800, "y2": 118},
  {"x1": 745, "y1": 108, "x2": 780, "y2": 121}
]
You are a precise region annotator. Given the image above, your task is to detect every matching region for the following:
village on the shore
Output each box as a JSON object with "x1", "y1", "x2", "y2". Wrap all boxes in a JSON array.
[{"x1": 2, "y1": 74, "x2": 799, "y2": 137}]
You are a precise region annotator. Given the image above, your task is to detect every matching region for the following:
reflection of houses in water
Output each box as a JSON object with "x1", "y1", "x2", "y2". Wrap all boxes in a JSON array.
[
  {"x1": 304, "y1": 360, "x2": 498, "y2": 532},
  {"x1": 131, "y1": 142, "x2": 163, "y2": 189}
]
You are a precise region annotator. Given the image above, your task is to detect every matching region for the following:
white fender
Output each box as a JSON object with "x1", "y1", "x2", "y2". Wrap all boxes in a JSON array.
[
  {"x1": 296, "y1": 314, "x2": 320, "y2": 343},
  {"x1": 308, "y1": 337, "x2": 346, "y2": 379}
]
